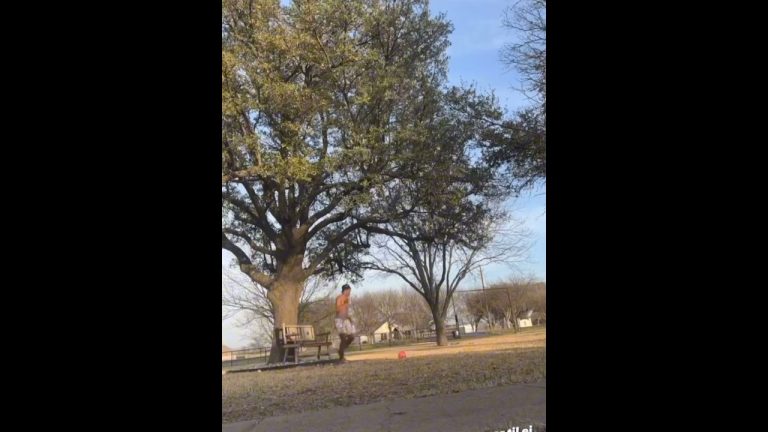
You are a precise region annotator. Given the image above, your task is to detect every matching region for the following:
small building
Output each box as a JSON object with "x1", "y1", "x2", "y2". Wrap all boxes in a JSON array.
[
  {"x1": 222, "y1": 344, "x2": 233, "y2": 362},
  {"x1": 517, "y1": 318, "x2": 533, "y2": 328},
  {"x1": 372, "y1": 321, "x2": 414, "y2": 343},
  {"x1": 428, "y1": 320, "x2": 474, "y2": 335},
  {"x1": 516, "y1": 309, "x2": 534, "y2": 328},
  {"x1": 459, "y1": 324, "x2": 474, "y2": 334}
]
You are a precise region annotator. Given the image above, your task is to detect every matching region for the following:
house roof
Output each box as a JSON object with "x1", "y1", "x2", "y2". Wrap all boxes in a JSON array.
[
  {"x1": 222, "y1": 344, "x2": 232, "y2": 353},
  {"x1": 373, "y1": 321, "x2": 413, "y2": 333},
  {"x1": 517, "y1": 309, "x2": 534, "y2": 319}
]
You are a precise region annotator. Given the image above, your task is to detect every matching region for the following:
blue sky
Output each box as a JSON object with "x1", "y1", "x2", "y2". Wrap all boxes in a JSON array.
[
  {"x1": 433, "y1": 0, "x2": 530, "y2": 113},
  {"x1": 223, "y1": 0, "x2": 544, "y2": 348}
]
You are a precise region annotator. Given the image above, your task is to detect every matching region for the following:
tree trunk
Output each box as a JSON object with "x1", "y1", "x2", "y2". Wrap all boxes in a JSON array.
[
  {"x1": 431, "y1": 307, "x2": 448, "y2": 346},
  {"x1": 510, "y1": 309, "x2": 519, "y2": 333},
  {"x1": 435, "y1": 317, "x2": 447, "y2": 346},
  {"x1": 267, "y1": 286, "x2": 301, "y2": 363},
  {"x1": 265, "y1": 260, "x2": 305, "y2": 364}
]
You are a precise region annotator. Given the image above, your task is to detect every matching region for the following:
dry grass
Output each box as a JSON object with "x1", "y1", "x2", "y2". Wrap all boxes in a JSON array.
[
  {"x1": 222, "y1": 328, "x2": 546, "y2": 424},
  {"x1": 345, "y1": 327, "x2": 546, "y2": 361}
]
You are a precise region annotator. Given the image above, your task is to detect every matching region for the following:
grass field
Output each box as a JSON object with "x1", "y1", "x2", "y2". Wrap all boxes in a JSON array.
[
  {"x1": 222, "y1": 327, "x2": 546, "y2": 424},
  {"x1": 222, "y1": 326, "x2": 544, "y2": 371}
]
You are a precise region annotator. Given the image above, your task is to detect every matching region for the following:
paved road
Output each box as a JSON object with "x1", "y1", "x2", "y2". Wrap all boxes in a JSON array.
[{"x1": 222, "y1": 380, "x2": 546, "y2": 432}]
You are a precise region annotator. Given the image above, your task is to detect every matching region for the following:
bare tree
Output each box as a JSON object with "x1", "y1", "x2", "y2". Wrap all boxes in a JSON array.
[
  {"x1": 501, "y1": 0, "x2": 546, "y2": 110},
  {"x1": 299, "y1": 296, "x2": 336, "y2": 334},
  {"x1": 527, "y1": 281, "x2": 546, "y2": 325},
  {"x1": 373, "y1": 290, "x2": 405, "y2": 345},
  {"x1": 472, "y1": 0, "x2": 546, "y2": 193},
  {"x1": 462, "y1": 291, "x2": 487, "y2": 332},
  {"x1": 488, "y1": 277, "x2": 539, "y2": 332},
  {"x1": 222, "y1": 268, "x2": 333, "y2": 343},
  {"x1": 245, "y1": 324, "x2": 273, "y2": 348},
  {"x1": 222, "y1": 267, "x2": 273, "y2": 328},
  {"x1": 485, "y1": 289, "x2": 512, "y2": 330},
  {"x1": 348, "y1": 292, "x2": 380, "y2": 342},
  {"x1": 364, "y1": 215, "x2": 530, "y2": 346},
  {"x1": 398, "y1": 288, "x2": 433, "y2": 336}
]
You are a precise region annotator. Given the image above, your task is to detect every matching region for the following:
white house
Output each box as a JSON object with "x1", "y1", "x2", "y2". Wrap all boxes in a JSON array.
[
  {"x1": 222, "y1": 344, "x2": 233, "y2": 362},
  {"x1": 517, "y1": 318, "x2": 533, "y2": 328},
  {"x1": 427, "y1": 320, "x2": 475, "y2": 335},
  {"x1": 516, "y1": 309, "x2": 534, "y2": 328},
  {"x1": 372, "y1": 321, "x2": 414, "y2": 343}
]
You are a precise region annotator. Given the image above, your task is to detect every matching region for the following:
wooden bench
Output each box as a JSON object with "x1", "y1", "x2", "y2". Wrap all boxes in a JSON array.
[{"x1": 277, "y1": 324, "x2": 332, "y2": 364}]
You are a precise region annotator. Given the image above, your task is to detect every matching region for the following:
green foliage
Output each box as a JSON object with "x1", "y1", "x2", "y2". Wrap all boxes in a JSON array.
[{"x1": 221, "y1": 0, "x2": 513, "y2": 293}]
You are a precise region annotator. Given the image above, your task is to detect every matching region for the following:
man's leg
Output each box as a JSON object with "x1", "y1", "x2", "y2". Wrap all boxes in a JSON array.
[
  {"x1": 341, "y1": 335, "x2": 350, "y2": 356},
  {"x1": 339, "y1": 334, "x2": 355, "y2": 359},
  {"x1": 338, "y1": 333, "x2": 348, "y2": 360}
]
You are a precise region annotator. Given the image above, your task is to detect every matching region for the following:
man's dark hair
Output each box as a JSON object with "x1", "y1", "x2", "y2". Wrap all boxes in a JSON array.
[{"x1": 341, "y1": 284, "x2": 351, "y2": 293}]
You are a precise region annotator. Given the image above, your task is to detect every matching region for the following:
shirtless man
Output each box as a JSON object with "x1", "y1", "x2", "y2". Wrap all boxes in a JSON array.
[{"x1": 335, "y1": 284, "x2": 356, "y2": 361}]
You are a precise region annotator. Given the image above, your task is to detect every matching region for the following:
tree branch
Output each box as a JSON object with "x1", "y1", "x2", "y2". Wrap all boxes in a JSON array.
[
  {"x1": 224, "y1": 192, "x2": 279, "y2": 242},
  {"x1": 222, "y1": 233, "x2": 275, "y2": 288},
  {"x1": 307, "y1": 210, "x2": 349, "y2": 240},
  {"x1": 362, "y1": 259, "x2": 423, "y2": 294},
  {"x1": 304, "y1": 221, "x2": 366, "y2": 277},
  {"x1": 222, "y1": 228, "x2": 277, "y2": 256}
]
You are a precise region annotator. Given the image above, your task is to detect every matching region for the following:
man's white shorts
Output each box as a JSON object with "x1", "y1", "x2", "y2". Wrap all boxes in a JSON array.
[{"x1": 335, "y1": 318, "x2": 356, "y2": 335}]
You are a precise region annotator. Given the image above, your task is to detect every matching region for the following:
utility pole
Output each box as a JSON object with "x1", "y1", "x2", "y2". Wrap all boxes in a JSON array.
[
  {"x1": 451, "y1": 294, "x2": 461, "y2": 338},
  {"x1": 480, "y1": 266, "x2": 492, "y2": 331}
]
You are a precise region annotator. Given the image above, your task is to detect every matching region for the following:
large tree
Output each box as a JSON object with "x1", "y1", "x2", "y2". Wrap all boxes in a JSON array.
[
  {"x1": 359, "y1": 110, "x2": 531, "y2": 344},
  {"x1": 473, "y1": 0, "x2": 547, "y2": 193},
  {"x1": 222, "y1": 0, "x2": 456, "y2": 362},
  {"x1": 364, "y1": 216, "x2": 529, "y2": 345}
]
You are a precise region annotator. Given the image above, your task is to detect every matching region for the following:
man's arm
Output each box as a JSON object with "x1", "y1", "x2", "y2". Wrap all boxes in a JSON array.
[{"x1": 335, "y1": 295, "x2": 343, "y2": 315}]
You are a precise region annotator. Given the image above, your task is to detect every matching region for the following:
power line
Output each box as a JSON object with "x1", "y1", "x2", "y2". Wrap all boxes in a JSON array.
[{"x1": 453, "y1": 284, "x2": 544, "y2": 294}]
